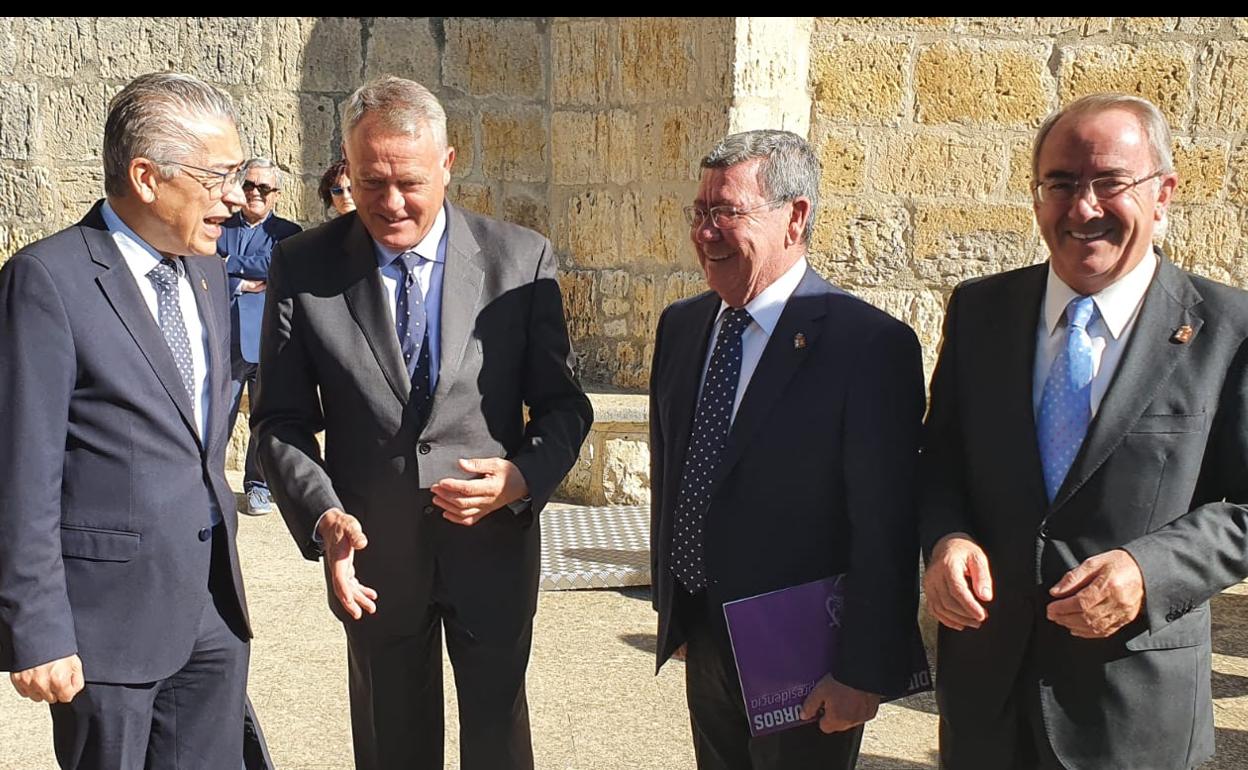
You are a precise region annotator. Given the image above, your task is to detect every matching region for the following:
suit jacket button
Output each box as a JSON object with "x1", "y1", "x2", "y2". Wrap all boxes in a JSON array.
[
  {"x1": 1165, "y1": 611, "x2": 1178, "y2": 623},
  {"x1": 198, "y1": 527, "x2": 212, "y2": 542},
  {"x1": 423, "y1": 504, "x2": 436, "y2": 515},
  {"x1": 418, "y1": 442, "x2": 431, "y2": 455}
]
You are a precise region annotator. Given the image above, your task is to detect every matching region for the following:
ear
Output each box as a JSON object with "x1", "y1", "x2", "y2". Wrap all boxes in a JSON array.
[
  {"x1": 442, "y1": 146, "x2": 456, "y2": 186},
  {"x1": 129, "y1": 158, "x2": 161, "y2": 204},
  {"x1": 786, "y1": 197, "x2": 811, "y2": 247},
  {"x1": 1153, "y1": 172, "x2": 1178, "y2": 221}
]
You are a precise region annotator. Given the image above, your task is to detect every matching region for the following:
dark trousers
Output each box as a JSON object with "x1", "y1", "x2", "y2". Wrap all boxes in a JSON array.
[
  {"x1": 50, "y1": 525, "x2": 250, "y2": 770},
  {"x1": 229, "y1": 360, "x2": 265, "y2": 491},
  {"x1": 679, "y1": 590, "x2": 864, "y2": 770},
  {"x1": 243, "y1": 695, "x2": 274, "y2": 770},
  {"x1": 344, "y1": 565, "x2": 535, "y2": 770}
]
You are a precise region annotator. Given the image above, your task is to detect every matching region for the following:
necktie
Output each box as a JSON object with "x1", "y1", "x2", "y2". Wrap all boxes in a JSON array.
[
  {"x1": 670, "y1": 307, "x2": 753, "y2": 592},
  {"x1": 147, "y1": 258, "x2": 196, "y2": 403},
  {"x1": 1037, "y1": 295, "x2": 1097, "y2": 502},
  {"x1": 393, "y1": 252, "x2": 433, "y2": 410}
]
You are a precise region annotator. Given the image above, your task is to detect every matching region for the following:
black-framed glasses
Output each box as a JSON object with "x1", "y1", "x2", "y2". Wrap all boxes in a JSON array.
[
  {"x1": 153, "y1": 159, "x2": 248, "y2": 193},
  {"x1": 682, "y1": 199, "x2": 785, "y2": 229},
  {"x1": 1033, "y1": 171, "x2": 1165, "y2": 205},
  {"x1": 330, "y1": 185, "x2": 351, "y2": 196},
  {"x1": 242, "y1": 180, "x2": 279, "y2": 196}
]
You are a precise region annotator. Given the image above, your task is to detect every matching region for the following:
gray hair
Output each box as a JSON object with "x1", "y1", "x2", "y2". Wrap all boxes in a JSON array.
[
  {"x1": 103, "y1": 72, "x2": 239, "y2": 197},
  {"x1": 1032, "y1": 93, "x2": 1175, "y2": 181},
  {"x1": 701, "y1": 129, "x2": 821, "y2": 244},
  {"x1": 341, "y1": 76, "x2": 447, "y2": 149},
  {"x1": 245, "y1": 157, "x2": 284, "y2": 189}
]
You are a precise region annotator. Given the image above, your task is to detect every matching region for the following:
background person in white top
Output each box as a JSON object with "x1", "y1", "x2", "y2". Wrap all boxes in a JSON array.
[{"x1": 920, "y1": 93, "x2": 1248, "y2": 770}]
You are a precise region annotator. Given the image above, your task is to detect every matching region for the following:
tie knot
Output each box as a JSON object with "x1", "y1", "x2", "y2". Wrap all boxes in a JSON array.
[
  {"x1": 721, "y1": 307, "x2": 752, "y2": 336},
  {"x1": 148, "y1": 258, "x2": 180, "y2": 288},
  {"x1": 1066, "y1": 296, "x2": 1096, "y2": 330},
  {"x1": 394, "y1": 251, "x2": 422, "y2": 275}
]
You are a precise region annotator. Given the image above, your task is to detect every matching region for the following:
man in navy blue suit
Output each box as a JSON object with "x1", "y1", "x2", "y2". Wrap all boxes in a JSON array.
[
  {"x1": 217, "y1": 158, "x2": 301, "y2": 516},
  {"x1": 0, "y1": 72, "x2": 253, "y2": 770}
]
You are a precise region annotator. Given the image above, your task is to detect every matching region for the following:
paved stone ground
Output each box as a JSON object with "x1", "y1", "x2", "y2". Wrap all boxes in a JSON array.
[{"x1": 2, "y1": 475, "x2": 1246, "y2": 768}]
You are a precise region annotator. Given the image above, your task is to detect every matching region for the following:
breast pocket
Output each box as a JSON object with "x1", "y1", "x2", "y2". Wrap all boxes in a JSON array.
[{"x1": 1127, "y1": 411, "x2": 1206, "y2": 435}]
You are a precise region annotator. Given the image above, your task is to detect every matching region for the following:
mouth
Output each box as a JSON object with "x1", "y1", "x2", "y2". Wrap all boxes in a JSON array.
[
  {"x1": 702, "y1": 252, "x2": 735, "y2": 263},
  {"x1": 1068, "y1": 228, "x2": 1111, "y2": 243},
  {"x1": 203, "y1": 217, "x2": 228, "y2": 236}
]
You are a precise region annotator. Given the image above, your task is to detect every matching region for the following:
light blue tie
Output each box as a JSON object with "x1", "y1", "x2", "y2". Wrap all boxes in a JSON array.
[{"x1": 1037, "y1": 296, "x2": 1097, "y2": 502}]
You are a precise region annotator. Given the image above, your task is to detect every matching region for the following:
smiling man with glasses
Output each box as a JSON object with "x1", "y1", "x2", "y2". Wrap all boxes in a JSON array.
[
  {"x1": 920, "y1": 93, "x2": 1248, "y2": 770},
  {"x1": 216, "y1": 158, "x2": 301, "y2": 520},
  {"x1": 0, "y1": 72, "x2": 257, "y2": 770}
]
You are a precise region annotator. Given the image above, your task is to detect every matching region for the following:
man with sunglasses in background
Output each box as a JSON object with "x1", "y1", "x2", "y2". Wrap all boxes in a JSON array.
[
  {"x1": 218, "y1": 158, "x2": 301, "y2": 517},
  {"x1": 920, "y1": 93, "x2": 1248, "y2": 769},
  {"x1": 0, "y1": 72, "x2": 255, "y2": 769}
]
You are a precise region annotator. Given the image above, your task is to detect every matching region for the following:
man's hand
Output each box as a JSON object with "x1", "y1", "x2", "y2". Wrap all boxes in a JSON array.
[
  {"x1": 10, "y1": 655, "x2": 83, "y2": 704},
  {"x1": 799, "y1": 674, "x2": 880, "y2": 734},
  {"x1": 317, "y1": 508, "x2": 377, "y2": 620},
  {"x1": 430, "y1": 458, "x2": 528, "y2": 526},
  {"x1": 924, "y1": 533, "x2": 994, "y2": 631},
  {"x1": 239, "y1": 279, "x2": 266, "y2": 293},
  {"x1": 1047, "y1": 549, "x2": 1144, "y2": 638}
]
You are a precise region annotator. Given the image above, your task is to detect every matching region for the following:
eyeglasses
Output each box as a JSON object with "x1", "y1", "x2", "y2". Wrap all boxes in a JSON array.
[
  {"x1": 153, "y1": 159, "x2": 248, "y2": 194},
  {"x1": 682, "y1": 199, "x2": 785, "y2": 229},
  {"x1": 1033, "y1": 171, "x2": 1165, "y2": 205},
  {"x1": 242, "y1": 180, "x2": 279, "y2": 196},
  {"x1": 330, "y1": 185, "x2": 351, "y2": 196}
]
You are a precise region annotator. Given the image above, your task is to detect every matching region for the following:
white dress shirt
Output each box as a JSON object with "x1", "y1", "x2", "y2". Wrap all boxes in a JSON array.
[
  {"x1": 699, "y1": 257, "x2": 808, "y2": 425},
  {"x1": 1032, "y1": 250, "x2": 1159, "y2": 417}
]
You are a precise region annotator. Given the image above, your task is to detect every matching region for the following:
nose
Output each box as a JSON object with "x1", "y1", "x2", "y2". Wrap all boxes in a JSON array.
[
  {"x1": 381, "y1": 185, "x2": 404, "y2": 212},
  {"x1": 222, "y1": 182, "x2": 246, "y2": 209},
  {"x1": 692, "y1": 218, "x2": 721, "y2": 243},
  {"x1": 1069, "y1": 187, "x2": 1103, "y2": 221}
]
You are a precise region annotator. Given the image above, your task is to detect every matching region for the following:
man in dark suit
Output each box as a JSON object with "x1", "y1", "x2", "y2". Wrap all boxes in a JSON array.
[
  {"x1": 650, "y1": 129, "x2": 926, "y2": 770},
  {"x1": 0, "y1": 72, "x2": 253, "y2": 769},
  {"x1": 920, "y1": 93, "x2": 1248, "y2": 770},
  {"x1": 217, "y1": 157, "x2": 301, "y2": 516},
  {"x1": 252, "y1": 76, "x2": 592, "y2": 770}
]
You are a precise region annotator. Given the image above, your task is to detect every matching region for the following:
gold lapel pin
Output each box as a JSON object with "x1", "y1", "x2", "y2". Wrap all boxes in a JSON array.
[
  {"x1": 200, "y1": 277, "x2": 208, "y2": 291},
  {"x1": 793, "y1": 332, "x2": 807, "y2": 350},
  {"x1": 1171, "y1": 324, "x2": 1194, "y2": 344}
]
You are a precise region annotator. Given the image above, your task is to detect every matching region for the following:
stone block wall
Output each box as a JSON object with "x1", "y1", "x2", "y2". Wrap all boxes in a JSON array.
[{"x1": 808, "y1": 17, "x2": 1248, "y2": 377}]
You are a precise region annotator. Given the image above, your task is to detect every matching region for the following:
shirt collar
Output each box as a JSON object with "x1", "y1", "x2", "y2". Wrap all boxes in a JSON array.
[
  {"x1": 241, "y1": 210, "x2": 272, "y2": 229},
  {"x1": 372, "y1": 204, "x2": 448, "y2": 269},
  {"x1": 1043, "y1": 248, "x2": 1159, "y2": 339},
  {"x1": 100, "y1": 199, "x2": 179, "y2": 276},
  {"x1": 716, "y1": 256, "x2": 808, "y2": 337}
]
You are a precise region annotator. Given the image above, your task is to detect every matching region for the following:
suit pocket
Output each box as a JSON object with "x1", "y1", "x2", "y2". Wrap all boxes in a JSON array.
[
  {"x1": 1125, "y1": 605, "x2": 1208, "y2": 651},
  {"x1": 1127, "y1": 411, "x2": 1206, "y2": 434},
  {"x1": 60, "y1": 524, "x2": 141, "y2": 562}
]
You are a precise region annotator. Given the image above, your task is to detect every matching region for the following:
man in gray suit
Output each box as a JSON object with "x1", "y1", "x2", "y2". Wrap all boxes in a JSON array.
[
  {"x1": 0, "y1": 72, "x2": 252, "y2": 769},
  {"x1": 252, "y1": 76, "x2": 592, "y2": 770},
  {"x1": 921, "y1": 93, "x2": 1248, "y2": 769}
]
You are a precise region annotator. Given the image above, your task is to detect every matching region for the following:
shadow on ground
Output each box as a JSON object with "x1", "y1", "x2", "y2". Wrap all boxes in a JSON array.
[
  {"x1": 562, "y1": 547, "x2": 647, "y2": 567},
  {"x1": 1213, "y1": 592, "x2": 1248, "y2": 658},
  {"x1": 858, "y1": 750, "x2": 939, "y2": 769}
]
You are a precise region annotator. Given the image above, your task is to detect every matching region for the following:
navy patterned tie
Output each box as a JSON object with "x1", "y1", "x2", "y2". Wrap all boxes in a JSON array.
[
  {"x1": 670, "y1": 307, "x2": 752, "y2": 592},
  {"x1": 146, "y1": 258, "x2": 196, "y2": 403},
  {"x1": 393, "y1": 252, "x2": 433, "y2": 410}
]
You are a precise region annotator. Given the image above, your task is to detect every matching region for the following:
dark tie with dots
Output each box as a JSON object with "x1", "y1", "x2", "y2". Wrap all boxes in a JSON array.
[
  {"x1": 146, "y1": 258, "x2": 196, "y2": 403},
  {"x1": 394, "y1": 252, "x2": 433, "y2": 411},
  {"x1": 670, "y1": 307, "x2": 753, "y2": 593}
]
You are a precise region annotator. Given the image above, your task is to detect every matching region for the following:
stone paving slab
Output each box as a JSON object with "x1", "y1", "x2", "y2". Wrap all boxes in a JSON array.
[{"x1": 2, "y1": 477, "x2": 1246, "y2": 768}]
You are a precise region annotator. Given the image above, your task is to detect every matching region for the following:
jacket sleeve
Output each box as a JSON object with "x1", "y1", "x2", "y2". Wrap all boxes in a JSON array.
[{"x1": 0, "y1": 254, "x2": 79, "y2": 671}]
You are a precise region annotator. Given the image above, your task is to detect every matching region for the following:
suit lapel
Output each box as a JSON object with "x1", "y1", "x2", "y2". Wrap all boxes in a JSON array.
[
  {"x1": 709, "y1": 268, "x2": 826, "y2": 493},
  {"x1": 987, "y1": 265, "x2": 1051, "y2": 516},
  {"x1": 429, "y1": 205, "x2": 485, "y2": 408},
  {"x1": 83, "y1": 203, "x2": 202, "y2": 442},
  {"x1": 341, "y1": 216, "x2": 412, "y2": 404},
  {"x1": 1052, "y1": 255, "x2": 1203, "y2": 510},
  {"x1": 667, "y1": 293, "x2": 721, "y2": 489}
]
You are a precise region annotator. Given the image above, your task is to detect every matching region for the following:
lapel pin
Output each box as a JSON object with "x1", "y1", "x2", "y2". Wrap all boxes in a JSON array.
[
  {"x1": 793, "y1": 332, "x2": 807, "y2": 350},
  {"x1": 200, "y1": 277, "x2": 208, "y2": 291},
  {"x1": 1171, "y1": 324, "x2": 1194, "y2": 344}
]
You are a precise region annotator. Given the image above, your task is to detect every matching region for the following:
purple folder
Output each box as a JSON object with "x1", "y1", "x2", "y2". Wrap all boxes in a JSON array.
[{"x1": 722, "y1": 575, "x2": 932, "y2": 737}]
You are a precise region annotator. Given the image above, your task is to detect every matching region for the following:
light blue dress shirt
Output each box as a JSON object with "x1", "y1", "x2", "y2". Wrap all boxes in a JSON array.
[{"x1": 372, "y1": 204, "x2": 448, "y2": 391}]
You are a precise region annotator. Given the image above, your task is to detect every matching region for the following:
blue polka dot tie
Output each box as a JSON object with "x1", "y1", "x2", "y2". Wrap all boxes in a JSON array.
[
  {"x1": 394, "y1": 252, "x2": 433, "y2": 412},
  {"x1": 671, "y1": 307, "x2": 752, "y2": 592},
  {"x1": 1037, "y1": 295, "x2": 1097, "y2": 502},
  {"x1": 146, "y1": 258, "x2": 195, "y2": 404}
]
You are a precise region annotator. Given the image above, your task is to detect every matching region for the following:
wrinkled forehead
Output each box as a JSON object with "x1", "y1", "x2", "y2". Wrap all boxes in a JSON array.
[
  {"x1": 245, "y1": 165, "x2": 277, "y2": 185},
  {"x1": 1037, "y1": 109, "x2": 1152, "y2": 176},
  {"x1": 696, "y1": 159, "x2": 766, "y2": 204}
]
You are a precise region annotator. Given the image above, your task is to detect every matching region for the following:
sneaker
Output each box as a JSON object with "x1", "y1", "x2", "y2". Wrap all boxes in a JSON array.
[{"x1": 244, "y1": 486, "x2": 273, "y2": 517}]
